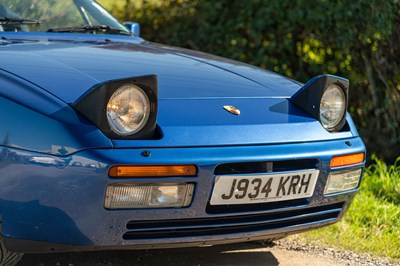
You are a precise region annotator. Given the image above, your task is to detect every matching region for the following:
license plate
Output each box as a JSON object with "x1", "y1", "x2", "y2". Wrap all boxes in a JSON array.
[{"x1": 210, "y1": 169, "x2": 319, "y2": 205}]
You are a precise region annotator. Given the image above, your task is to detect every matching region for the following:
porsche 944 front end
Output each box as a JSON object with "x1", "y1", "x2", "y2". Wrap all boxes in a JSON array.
[
  {"x1": 0, "y1": 0, "x2": 365, "y2": 264},
  {"x1": 0, "y1": 68, "x2": 365, "y2": 253}
]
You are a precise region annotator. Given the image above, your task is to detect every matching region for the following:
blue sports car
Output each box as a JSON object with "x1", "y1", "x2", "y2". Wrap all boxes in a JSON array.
[{"x1": 0, "y1": 0, "x2": 366, "y2": 265}]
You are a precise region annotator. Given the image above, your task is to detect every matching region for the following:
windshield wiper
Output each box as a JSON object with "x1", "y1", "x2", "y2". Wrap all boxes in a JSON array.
[
  {"x1": 0, "y1": 17, "x2": 40, "y2": 25},
  {"x1": 47, "y1": 25, "x2": 131, "y2": 35}
]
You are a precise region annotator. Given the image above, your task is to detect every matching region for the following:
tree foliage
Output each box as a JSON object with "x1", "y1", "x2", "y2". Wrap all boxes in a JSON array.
[{"x1": 100, "y1": 0, "x2": 400, "y2": 161}]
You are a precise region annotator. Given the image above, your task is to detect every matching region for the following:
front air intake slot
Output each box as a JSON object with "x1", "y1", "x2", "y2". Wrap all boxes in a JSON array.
[
  {"x1": 123, "y1": 202, "x2": 343, "y2": 240},
  {"x1": 214, "y1": 159, "x2": 319, "y2": 175}
]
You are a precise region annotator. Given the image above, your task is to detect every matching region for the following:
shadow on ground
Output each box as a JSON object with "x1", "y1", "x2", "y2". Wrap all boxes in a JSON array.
[{"x1": 19, "y1": 242, "x2": 279, "y2": 266}]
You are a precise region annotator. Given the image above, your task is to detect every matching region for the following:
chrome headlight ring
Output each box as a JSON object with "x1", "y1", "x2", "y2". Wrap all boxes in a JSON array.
[
  {"x1": 106, "y1": 84, "x2": 150, "y2": 136},
  {"x1": 319, "y1": 84, "x2": 346, "y2": 131}
]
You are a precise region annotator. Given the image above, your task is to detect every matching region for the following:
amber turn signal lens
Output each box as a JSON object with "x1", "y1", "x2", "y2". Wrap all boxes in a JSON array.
[
  {"x1": 109, "y1": 165, "x2": 197, "y2": 177},
  {"x1": 330, "y1": 153, "x2": 365, "y2": 168}
]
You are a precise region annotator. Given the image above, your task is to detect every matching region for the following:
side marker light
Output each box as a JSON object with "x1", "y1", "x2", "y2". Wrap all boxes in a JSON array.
[{"x1": 330, "y1": 153, "x2": 364, "y2": 168}]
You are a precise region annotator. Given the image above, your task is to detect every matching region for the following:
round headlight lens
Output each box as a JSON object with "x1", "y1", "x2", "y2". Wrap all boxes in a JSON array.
[
  {"x1": 107, "y1": 84, "x2": 150, "y2": 136},
  {"x1": 320, "y1": 84, "x2": 346, "y2": 130}
]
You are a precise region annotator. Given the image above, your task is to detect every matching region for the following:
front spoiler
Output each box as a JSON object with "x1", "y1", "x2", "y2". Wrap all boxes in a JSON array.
[{"x1": 5, "y1": 219, "x2": 337, "y2": 253}]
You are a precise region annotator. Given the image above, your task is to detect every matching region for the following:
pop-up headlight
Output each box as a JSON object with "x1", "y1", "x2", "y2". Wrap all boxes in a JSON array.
[
  {"x1": 73, "y1": 75, "x2": 158, "y2": 139},
  {"x1": 290, "y1": 75, "x2": 348, "y2": 132}
]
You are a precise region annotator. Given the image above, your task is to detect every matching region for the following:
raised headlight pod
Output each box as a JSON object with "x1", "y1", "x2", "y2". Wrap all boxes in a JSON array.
[
  {"x1": 74, "y1": 75, "x2": 158, "y2": 139},
  {"x1": 107, "y1": 84, "x2": 150, "y2": 136},
  {"x1": 290, "y1": 75, "x2": 348, "y2": 132}
]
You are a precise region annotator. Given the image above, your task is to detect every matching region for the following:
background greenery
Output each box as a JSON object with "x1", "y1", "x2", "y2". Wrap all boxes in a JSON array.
[{"x1": 99, "y1": 0, "x2": 400, "y2": 162}]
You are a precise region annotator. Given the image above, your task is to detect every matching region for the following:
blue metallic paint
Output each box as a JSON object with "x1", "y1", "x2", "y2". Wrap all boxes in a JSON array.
[
  {"x1": 0, "y1": 78, "x2": 112, "y2": 155},
  {"x1": 0, "y1": 33, "x2": 299, "y2": 104},
  {"x1": 0, "y1": 31, "x2": 366, "y2": 253},
  {"x1": 0, "y1": 35, "x2": 358, "y2": 153}
]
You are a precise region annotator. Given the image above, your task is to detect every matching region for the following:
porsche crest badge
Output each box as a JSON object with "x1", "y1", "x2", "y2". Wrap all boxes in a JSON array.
[{"x1": 223, "y1": 105, "x2": 240, "y2": 115}]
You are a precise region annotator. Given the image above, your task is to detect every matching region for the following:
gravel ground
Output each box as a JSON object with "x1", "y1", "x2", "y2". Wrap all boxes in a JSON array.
[
  {"x1": 17, "y1": 239, "x2": 399, "y2": 266},
  {"x1": 275, "y1": 238, "x2": 399, "y2": 266}
]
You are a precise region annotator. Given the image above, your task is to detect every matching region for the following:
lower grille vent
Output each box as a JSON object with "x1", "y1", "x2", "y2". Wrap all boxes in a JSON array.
[
  {"x1": 214, "y1": 159, "x2": 319, "y2": 175},
  {"x1": 123, "y1": 202, "x2": 344, "y2": 240}
]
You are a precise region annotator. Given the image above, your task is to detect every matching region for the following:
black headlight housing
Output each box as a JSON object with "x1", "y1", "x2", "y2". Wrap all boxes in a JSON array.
[
  {"x1": 290, "y1": 75, "x2": 349, "y2": 132},
  {"x1": 73, "y1": 75, "x2": 158, "y2": 140}
]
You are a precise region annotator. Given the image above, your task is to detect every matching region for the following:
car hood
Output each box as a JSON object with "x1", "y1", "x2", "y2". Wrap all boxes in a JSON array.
[
  {"x1": 0, "y1": 34, "x2": 300, "y2": 104},
  {"x1": 0, "y1": 34, "x2": 355, "y2": 151}
]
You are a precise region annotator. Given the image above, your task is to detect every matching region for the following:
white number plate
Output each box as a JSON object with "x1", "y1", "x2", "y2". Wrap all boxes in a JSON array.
[{"x1": 210, "y1": 170, "x2": 319, "y2": 205}]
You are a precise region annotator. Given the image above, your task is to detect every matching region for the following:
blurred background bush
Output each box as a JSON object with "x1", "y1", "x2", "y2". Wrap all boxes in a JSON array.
[{"x1": 99, "y1": 0, "x2": 400, "y2": 162}]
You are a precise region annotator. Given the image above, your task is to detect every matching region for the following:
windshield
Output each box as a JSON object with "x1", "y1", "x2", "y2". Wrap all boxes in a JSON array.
[{"x1": 0, "y1": 0, "x2": 129, "y2": 35}]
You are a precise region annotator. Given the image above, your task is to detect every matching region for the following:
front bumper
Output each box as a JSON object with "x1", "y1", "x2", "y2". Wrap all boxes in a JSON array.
[{"x1": 0, "y1": 137, "x2": 365, "y2": 253}]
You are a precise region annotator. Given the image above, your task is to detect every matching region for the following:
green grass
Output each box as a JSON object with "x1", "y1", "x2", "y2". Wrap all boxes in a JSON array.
[
  {"x1": 299, "y1": 156, "x2": 400, "y2": 261},
  {"x1": 366, "y1": 155, "x2": 400, "y2": 205}
]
